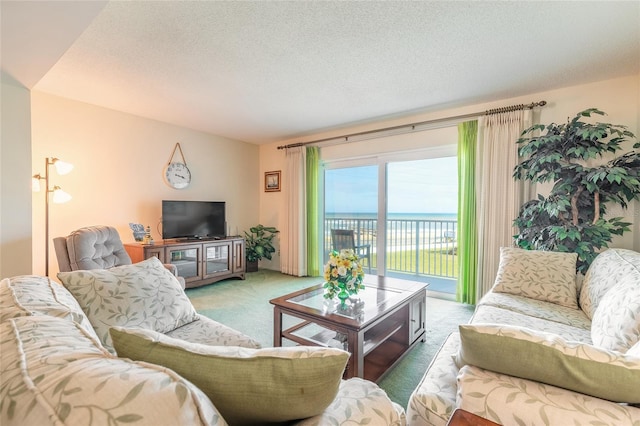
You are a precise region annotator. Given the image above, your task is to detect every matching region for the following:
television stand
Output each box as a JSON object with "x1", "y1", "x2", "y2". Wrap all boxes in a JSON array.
[{"x1": 124, "y1": 236, "x2": 245, "y2": 289}]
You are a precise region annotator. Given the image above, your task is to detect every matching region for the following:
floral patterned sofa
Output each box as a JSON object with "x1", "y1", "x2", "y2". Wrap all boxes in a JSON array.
[
  {"x1": 407, "y1": 247, "x2": 640, "y2": 426},
  {"x1": 0, "y1": 257, "x2": 406, "y2": 425}
]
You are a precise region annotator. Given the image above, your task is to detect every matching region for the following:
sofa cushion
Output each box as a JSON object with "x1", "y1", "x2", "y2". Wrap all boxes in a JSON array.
[
  {"x1": 492, "y1": 247, "x2": 579, "y2": 309},
  {"x1": 0, "y1": 276, "x2": 100, "y2": 341},
  {"x1": 457, "y1": 365, "x2": 640, "y2": 426},
  {"x1": 296, "y1": 378, "x2": 407, "y2": 426},
  {"x1": 471, "y1": 304, "x2": 592, "y2": 343},
  {"x1": 0, "y1": 315, "x2": 220, "y2": 426},
  {"x1": 167, "y1": 313, "x2": 261, "y2": 349},
  {"x1": 591, "y1": 272, "x2": 640, "y2": 352},
  {"x1": 580, "y1": 248, "x2": 640, "y2": 320},
  {"x1": 479, "y1": 291, "x2": 591, "y2": 330},
  {"x1": 110, "y1": 326, "x2": 349, "y2": 425},
  {"x1": 0, "y1": 278, "x2": 26, "y2": 322},
  {"x1": 458, "y1": 323, "x2": 640, "y2": 403},
  {"x1": 58, "y1": 256, "x2": 198, "y2": 353}
]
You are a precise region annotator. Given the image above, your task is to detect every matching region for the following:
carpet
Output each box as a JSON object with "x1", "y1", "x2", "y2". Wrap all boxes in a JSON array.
[{"x1": 186, "y1": 269, "x2": 475, "y2": 409}]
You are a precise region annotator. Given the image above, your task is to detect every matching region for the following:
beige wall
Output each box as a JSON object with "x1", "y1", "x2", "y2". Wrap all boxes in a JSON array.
[
  {"x1": 0, "y1": 77, "x2": 33, "y2": 277},
  {"x1": 2, "y1": 74, "x2": 639, "y2": 279},
  {"x1": 260, "y1": 74, "x2": 640, "y2": 270},
  {"x1": 30, "y1": 92, "x2": 260, "y2": 277}
]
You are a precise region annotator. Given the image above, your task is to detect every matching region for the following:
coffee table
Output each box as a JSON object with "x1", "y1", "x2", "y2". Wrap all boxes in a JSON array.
[{"x1": 270, "y1": 275, "x2": 427, "y2": 382}]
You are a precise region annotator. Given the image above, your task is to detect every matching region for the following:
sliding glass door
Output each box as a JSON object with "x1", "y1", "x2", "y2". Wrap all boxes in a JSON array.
[
  {"x1": 323, "y1": 165, "x2": 378, "y2": 273},
  {"x1": 386, "y1": 157, "x2": 458, "y2": 294},
  {"x1": 323, "y1": 149, "x2": 458, "y2": 296}
]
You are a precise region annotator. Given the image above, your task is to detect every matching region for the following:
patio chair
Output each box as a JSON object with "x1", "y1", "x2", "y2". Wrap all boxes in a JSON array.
[{"x1": 330, "y1": 229, "x2": 371, "y2": 273}]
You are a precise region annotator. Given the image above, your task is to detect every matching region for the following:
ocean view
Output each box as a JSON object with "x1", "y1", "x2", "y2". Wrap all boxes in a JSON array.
[
  {"x1": 326, "y1": 212, "x2": 457, "y2": 221},
  {"x1": 325, "y1": 212, "x2": 458, "y2": 246}
]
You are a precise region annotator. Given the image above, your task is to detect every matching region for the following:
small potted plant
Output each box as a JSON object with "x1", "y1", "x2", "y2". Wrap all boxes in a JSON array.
[{"x1": 244, "y1": 224, "x2": 279, "y2": 272}]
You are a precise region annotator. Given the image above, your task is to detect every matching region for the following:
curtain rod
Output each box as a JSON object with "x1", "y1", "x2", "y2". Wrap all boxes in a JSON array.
[{"x1": 277, "y1": 100, "x2": 547, "y2": 150}]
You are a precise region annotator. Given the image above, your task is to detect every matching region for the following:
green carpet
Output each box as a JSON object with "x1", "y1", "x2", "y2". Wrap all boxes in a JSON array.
[{"x1": 186, "y1": 269, "x2": 475, "y2": 409}]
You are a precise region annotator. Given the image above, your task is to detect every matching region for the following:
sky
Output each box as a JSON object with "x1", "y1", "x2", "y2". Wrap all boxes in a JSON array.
[{"x1": 325, "y1": 156, "x2": 458, "y2": 215}]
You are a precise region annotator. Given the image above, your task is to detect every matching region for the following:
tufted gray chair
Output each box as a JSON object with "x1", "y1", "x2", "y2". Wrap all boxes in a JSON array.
[{"x1": 53, "y1": 225, "x2": 185, "y2": 289}]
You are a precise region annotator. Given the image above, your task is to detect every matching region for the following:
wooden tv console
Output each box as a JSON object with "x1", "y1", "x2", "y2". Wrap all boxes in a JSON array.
[{"x1": 124, "y1": 237, "x2": 246, "y2": 289}]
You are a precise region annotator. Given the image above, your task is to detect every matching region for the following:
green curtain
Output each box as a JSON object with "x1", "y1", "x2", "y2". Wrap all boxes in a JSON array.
[
  {"x1": 306, "y1": 146, "x2": 320, "y2": 277},
  {"x1": 457, "y1": 121, "x2": 478, "y2": 304}
]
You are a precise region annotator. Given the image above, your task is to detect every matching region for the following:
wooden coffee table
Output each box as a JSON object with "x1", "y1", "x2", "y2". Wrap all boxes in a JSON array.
[{"x1": 270, "y1": 275, "x2": 427, "y2": 382}]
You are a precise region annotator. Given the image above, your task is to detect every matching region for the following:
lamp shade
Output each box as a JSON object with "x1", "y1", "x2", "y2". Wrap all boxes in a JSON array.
[
  {"x1": 53, "y1": 159, "x2": 74, "y2": 175},
  {"x1": 52, "y1": 186, "x2": 72, "y2": 204},
  {"x1": 32, "y1": 175, "x2": 42, "y2": 192}
]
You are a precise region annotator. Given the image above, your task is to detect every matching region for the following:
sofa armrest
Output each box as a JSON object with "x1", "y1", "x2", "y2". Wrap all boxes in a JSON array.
[
  {"x1": 457, "y1": 365, "x2": 640, "y2": 425},
  {"x1": 407, "y1": 332, "x2": 460, "y2": 426},
  {"x1": 2, "y1": 315, "x2": 222, "y2": 426}
]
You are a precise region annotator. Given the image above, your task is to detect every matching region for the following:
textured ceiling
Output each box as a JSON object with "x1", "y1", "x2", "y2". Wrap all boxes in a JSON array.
[{"x1": 3, "y1": 1, "x2": 639, "y2": 144}]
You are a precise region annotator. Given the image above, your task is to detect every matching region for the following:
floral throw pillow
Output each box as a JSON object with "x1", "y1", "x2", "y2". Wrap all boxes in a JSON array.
[
  {"x1": 492, "y1": 247, "x2": 579, "y2": 309},
  {"x1": 591, "y1": 272, "x2": 640, "y2": 352},
  {"x1": 579, "y1": 248, "x2": 640, "y2": 320},
  {"x1": 58, "y1": 257, "x2": 198, "y2": 353}
]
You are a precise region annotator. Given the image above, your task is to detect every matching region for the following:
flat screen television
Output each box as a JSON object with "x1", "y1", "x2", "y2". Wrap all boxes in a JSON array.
[{"x1": 162, "y1": 200, "x2": 226, "y2": 240}]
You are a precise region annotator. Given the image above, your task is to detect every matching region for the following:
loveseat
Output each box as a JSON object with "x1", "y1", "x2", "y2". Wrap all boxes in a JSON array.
[
  {"x1": 0, "y1": 257, "x2": 406, "y2": 425},
  {"x1": 407, "y1": 247, "x2": 640, "y2": 426}
]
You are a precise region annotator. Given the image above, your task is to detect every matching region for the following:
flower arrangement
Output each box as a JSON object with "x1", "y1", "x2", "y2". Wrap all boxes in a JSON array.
[{"x1": 323, "y1": 249, "x2": 365, "y2": 303}]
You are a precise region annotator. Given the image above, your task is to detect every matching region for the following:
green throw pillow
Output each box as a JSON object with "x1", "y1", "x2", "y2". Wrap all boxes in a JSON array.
[
  {"x1": 110, "y1": 327, "x2": 349, "y2": 425},
  {"x1": 458, "y1": 324, "x2": 640, "y2": 403}
]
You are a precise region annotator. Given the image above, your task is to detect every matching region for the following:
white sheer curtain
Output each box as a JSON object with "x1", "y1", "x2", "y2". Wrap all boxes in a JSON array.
[
  {"x1": 476, "y1": 110, "x2": 533, "y2": 297},
  {"x1": 281, "y1": 147, "x2": 307, "y2": 276}
]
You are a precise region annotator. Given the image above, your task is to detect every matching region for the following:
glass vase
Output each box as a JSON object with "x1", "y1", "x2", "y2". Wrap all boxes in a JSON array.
[{"x1": 337, "y1": 288, "x2": 350, "y2": 305}]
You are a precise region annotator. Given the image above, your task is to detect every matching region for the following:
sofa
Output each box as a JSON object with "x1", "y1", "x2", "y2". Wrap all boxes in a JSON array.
[
  {"x1": 407, "y1": 247, "x2": 640, "y2": 426},
  {"x1": 0, "y1": 256, "x2": 406, "y2": 426}
]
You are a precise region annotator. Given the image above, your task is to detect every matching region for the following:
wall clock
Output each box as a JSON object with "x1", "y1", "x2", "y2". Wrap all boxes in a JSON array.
[{"x1": 164, "y1": 143, "x2": 191, "y2": 189}]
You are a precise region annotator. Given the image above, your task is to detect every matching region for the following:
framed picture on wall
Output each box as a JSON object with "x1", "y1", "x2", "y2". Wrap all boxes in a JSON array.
[{"x1": 265, "y1": 170, "x2": 281, "y2": 192}]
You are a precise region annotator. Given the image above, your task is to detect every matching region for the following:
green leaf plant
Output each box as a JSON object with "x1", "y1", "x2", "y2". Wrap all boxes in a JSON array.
[
  {"x1": 244, "y1": 224, "x2": 280, "y2": 262},
  {"x1": 513, "y1": 108, "x2": 640, "y2": 273}
]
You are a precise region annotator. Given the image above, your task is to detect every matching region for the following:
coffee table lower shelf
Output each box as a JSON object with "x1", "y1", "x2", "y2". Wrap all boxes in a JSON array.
[
  {"x1": 282, "y1": 318, "x2": 405, "y2": 352},
  {"x1": 280, "y1": 315, "x2": 416, "y2": 382},
  {"x1": 363, "y1": 339, "x2": 408, "y2": 382}
]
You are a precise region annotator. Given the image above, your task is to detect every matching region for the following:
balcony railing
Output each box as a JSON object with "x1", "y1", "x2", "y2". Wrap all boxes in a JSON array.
[{"x1": 324, "y1": 217, "x2": 458, "y2": 282}]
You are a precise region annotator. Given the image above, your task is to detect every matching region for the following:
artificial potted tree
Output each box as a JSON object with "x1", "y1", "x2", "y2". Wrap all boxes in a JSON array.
[
  {"x1": 244, "y1": 224, "x2": 279, "y2": 272},
  {"x1": 513, "y1": 108, "x2": 640, "y2": 273}
]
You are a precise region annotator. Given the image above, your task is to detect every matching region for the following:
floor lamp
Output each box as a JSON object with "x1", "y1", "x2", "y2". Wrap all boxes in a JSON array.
[{"x1": 33, "y1": 157, "x2": 73, "y2": 276}]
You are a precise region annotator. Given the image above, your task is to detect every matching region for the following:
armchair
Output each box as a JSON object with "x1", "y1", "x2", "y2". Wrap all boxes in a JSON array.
[{"x1": 53, "y1": 225, "x2": 186, "y2": 289}]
